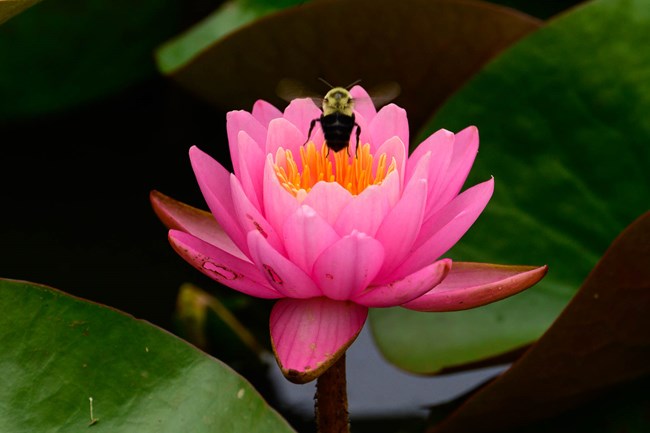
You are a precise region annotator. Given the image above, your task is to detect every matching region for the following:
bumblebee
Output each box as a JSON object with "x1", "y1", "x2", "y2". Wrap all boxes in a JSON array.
[
  {"x1": 277, "y1": 79, "x2": 400, "y2": 156},
  {"x1": 308, "y1": 86, "x2": 360, "y2": 155}
]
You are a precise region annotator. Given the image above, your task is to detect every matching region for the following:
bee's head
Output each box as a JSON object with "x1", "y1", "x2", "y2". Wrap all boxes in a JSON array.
[{"x1": 322, "y1": 87, "x2": 354, "y2": 116}]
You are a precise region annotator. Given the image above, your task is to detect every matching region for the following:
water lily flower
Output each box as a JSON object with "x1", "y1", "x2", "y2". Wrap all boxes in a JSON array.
[{"x1": 151, "y1": 86, "x2": 546, "y2": 383}]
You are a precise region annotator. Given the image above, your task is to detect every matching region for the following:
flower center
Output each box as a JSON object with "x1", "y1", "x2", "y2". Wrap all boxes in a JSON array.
[{"x1": 273, "y1": 142, "x2": 395, "y2": 197}]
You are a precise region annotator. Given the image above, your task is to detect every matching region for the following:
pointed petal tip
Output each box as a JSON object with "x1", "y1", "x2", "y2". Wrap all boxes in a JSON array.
[{"x1": 403, "y1": 262, "x2": 548, "y2": 312}]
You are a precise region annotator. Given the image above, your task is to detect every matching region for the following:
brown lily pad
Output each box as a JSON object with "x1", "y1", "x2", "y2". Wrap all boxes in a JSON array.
[
  {"x1": 161, "y1": 0, "x2": 541, "y2": 131},
  {"x1": 430, "y1": 211, "x2": 650, "y2": 433},
  {"x1": 0, "y1": 0, "x2": 41, "y2": 26}
]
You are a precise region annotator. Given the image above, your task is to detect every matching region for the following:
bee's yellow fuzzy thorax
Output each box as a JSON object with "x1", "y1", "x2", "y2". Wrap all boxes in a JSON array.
[{"x1": 274, "y1": 142, "x2": 395, "y2": 197}]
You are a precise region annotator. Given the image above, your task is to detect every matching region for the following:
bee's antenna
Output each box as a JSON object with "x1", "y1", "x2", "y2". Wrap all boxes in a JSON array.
[
  {"x1": 346, "y1": 79, "x2": 362, "y2": 89},
  {"x1": 317, "y1": 77, "x2": 334, "y2": 89}
]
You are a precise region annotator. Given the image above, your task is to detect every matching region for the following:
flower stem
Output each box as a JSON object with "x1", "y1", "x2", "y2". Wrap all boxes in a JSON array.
[{"x1": 315, "y1": 353, "x2": 349, "y2": 433}]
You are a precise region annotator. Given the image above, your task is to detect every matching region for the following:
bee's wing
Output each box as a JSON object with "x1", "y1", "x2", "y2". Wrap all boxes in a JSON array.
[
  {"x1": 368, "y1": 82, "x2": 401, "y2": 108},
  {"x1": 276, "y1": 79, "x2": 322, "y2": 105}
]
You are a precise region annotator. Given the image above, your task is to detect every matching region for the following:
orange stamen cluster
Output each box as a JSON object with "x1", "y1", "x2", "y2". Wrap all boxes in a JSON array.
[{"x1": 274, "y1": 142, "x2": 396, "y2": 197}]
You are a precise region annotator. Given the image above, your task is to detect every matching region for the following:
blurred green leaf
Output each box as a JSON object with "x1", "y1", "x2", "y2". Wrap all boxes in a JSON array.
[
  {"x1": 0, "y1": 0, "x2": 42, "y2": 25},
  {"x1": 371, "y1": 0, "x2": 650, "y2": 373},
  {"x1": 158, "y1": 0, "x2": 541, "y2": 131},
  {"x1": 0, "y1": 0, "x2": 183, "y2": 119},
  {"x1": 431, "y1": 212, "x2": 650, "y2": 433},
  {"x1": 0, "y1": 279, "x2": 295, "y2": 433},
  {"x1": 157, "y1": 0, "x2": 307, "y2": 74}
]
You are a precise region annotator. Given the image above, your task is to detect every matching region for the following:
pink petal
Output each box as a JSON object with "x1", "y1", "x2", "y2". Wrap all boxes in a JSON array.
[
  {"x1": 252, "y1": 99, "x2": 282, "y2": 127},
  {"x1": 189, "y1": 146, "x2": 248, "y2": 255},
  {"x1": 369, "y1": 104, "x2": 409, "y2": 155},
  {"x1": 282, "y1": 205, "x2": 340, "y2": 274},
  {"x1": 354, "y1": 258, "x2": 452, "y2": 307},
  {"x1": 403, "y1": 262, "x2": 548, "y2": 312},
  {"x1": 350, "y1": 85, "x2": 376, "y2": 120},
  {"x1": 150, "y1": 190, "x2": 248, "y2": 261},
  {"x1": 302, "y1": 181, "x2": 353, "y2": 226},
  {"x1": 270, "y1": 297, "x2": 367, "y2": 383},
  {"x1": 226, "y1": 111, "x2": 266, "y2": 177},
  {"x1": 169, "y1": 230, "x2": 281, "y2": 299},
  {"x1": 334, "y1": 184, "x2": 391, "y2": 237},
  {"x1": 283, "y1": 97, "x2": 322, "y2": 138},
  {"x1": 406, "y1": 128, "x2": 454, "y2": 184},
  {"x1": 230, "y1": 175, "x2": 285, "y2": 254},
  {"x1": 374, "y1": 178, "x2": 428, "y2": 280},
  {"x1": 353, "y1": 111, "x2": 372, "y2": 153},
  {"x1": 236, "y1": 131, "x2": 265, "y2": 212},
  {"x1": 373, "y1": 136, "x2": 406, "y2": 188},
  {"x1": 312, "y1": 231, "x2": 385, "y2": 300},
  {"x1": 430, "y1": 126, "x2": 480, "y2": 214},
  {"x1": 263, "y1": 157, "x2": 299, "y2": 238},
  {"x1": 266, "y1": 118, "x2": 305, "y2": 159},
  {"x1": 392, "y1": 178, "x2": 494, "y2": 280},
  {"x1": 247, "y1": 230, "x2": 322, "y2": 299}
]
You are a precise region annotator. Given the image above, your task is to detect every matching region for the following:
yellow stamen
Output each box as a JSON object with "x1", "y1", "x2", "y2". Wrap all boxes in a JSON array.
[{"x1": 273, "y1": 142, "x2": 396, "y2": 197}]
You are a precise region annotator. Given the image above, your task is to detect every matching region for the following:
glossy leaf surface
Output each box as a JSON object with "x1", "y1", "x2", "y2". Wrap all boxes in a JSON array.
[
  {"x1": 160, "y1": 0, "x2": 541, "y2": 130},
  {"x1": 0, "y1": 279, "x2": 295, "y2": 433},
  {"x1": 371, "y1": 0, "x2": 650, "y2": 373}
]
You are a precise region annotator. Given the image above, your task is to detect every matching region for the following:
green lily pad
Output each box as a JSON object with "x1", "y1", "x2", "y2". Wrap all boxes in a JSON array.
[
  {"x1": 0, "y1": 0, "x2": 41, "y2": 25},
  {"x1": 0, "y1": 0, "x2": 183, "y2": 119},
  {"x1": 0, "y1": 279, "x2": 295, "y2": 433},
  {"x1": 371, "y1": 0, "x2": 650, "y2": 373},
  {"x1": 431, "y1": 212, "x2": 650, "y2": 432},
  {"x1": 159, "y1": 0, "x2": 541, "y2": 131}
]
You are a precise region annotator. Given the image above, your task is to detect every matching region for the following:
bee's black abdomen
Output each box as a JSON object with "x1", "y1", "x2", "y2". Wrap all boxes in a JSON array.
[{"x1": 320, "y1": 112, "x2": 356, "y2": 153}]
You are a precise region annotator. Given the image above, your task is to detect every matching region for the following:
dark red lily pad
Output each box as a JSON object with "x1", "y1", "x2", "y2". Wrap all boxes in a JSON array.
[
  {"x1": 430, "y1": 211, "x2": 650, "y2": 433},
  {"x1": 161, "y1": 0, "x2": 541, "y2": 131}
]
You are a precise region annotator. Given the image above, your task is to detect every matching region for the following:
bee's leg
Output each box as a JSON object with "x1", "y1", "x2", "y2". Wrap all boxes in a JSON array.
[
  {"x1": 354, "y1": 123, "x2": 361, "y2": 157},
  {"x1": 305, "y1": 118, "x2": 318, "y2": 146}
]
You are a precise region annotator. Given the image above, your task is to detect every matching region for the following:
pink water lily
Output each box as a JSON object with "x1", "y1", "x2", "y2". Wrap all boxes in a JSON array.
[{"x1": 151, "y1": 86, "x2": 546, "y2": 383}]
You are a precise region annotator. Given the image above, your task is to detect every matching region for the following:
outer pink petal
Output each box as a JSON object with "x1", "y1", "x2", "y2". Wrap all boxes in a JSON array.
[
  {"x1": 334, "y1": 184, "x2": 390, "y2": 237},
  {"x1": 230, "y1": 175, "x2": 285, "y2": 254},
  {"x1": 252, "y1": 99, "x2": 282, "y2": 127},
  {"x1": 312, "y1": 231, "x2": 385, "y2": 300},
  {"x1": 415, "y1": 177, "x2": 494, "y2": 249},
  {"x1": 302, "y1": 181, "x2": 353, "y2": 226},
  {"x1": 354, "y1": 258, "x2": 452, "y2": 307},
  {"x1": 270, "y1": 297, "x2": 367, "y2": 383},
  {"x1": 406, "y1": 128, "x2": 454, "y2": 184},
  {"x1": 266, "y1": 117, "x2": 305, "y2": 158},
  {"x1": 169, "y1": 230, "x2": 281, "y2": 299},
  {"x1": 263, "y1": 156, "x2": 299, "y2": 238},
  {"x1": 226, "y1": 111, "x2": 267, "y2": 177},
  {"x1": 392, "y1": 178, "x2": 494, "y2": 280},
  {"x1": 247, "y1": 230, "x2": 322, "y2": 299},
  {"x1": 283, "y1": 97, "x2": 322, "y2": 138},
  {"x1": 369, "y1": 104, "x2": 409, "y2": 155},
  {"x1": 350, "y1": 85, "x2": 376, "y2": 120},
  {"x1": 282, "y1": 205, "x2": 340, "y2": 274},
  {"x1": 403, "y1": 262, "x2": 548, "y2": 312},
  {"x1": 374, "y1": 178, "x2": 428, "y2": 280},
  {"x1": 373, "y1": 136, "x2": 406, "y2": 189},
  {"x1": 430, "y1": 126, "x2": 480, "y2": 214},
  {"x1": 236, "y1": 131, "x2": 265, "y2": 212},
  {"x1": 189, "y1": 146, "x2": 248, "y2": 255},
  {"x1": 150, "y1": 190, "x2": 248, "y2": 261}
]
